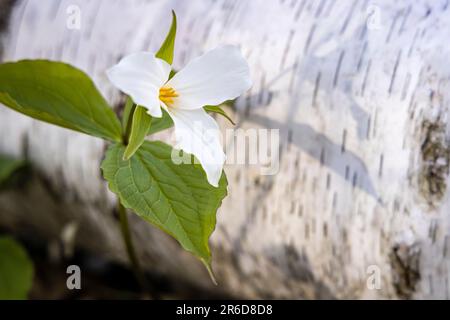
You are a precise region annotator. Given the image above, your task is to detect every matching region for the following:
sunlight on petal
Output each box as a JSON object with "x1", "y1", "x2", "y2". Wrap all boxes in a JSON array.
[
  {"x1": 107, "y1": 52, "x2": 171, "y2": 117},
  {"x1": 165, "y1": 107, "x2": 226, "y2": 187},
  {"x1": 166, "y1": 45, "x2": 252, "y2": 110}
]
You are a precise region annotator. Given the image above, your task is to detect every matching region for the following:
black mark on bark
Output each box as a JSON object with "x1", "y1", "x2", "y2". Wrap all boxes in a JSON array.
[
  {"x1": 389, "y1": 243, "x2": 421, "y2": 299},
  {"x1": 418, "y1": 120, "x2": 450, "y2": 208}
]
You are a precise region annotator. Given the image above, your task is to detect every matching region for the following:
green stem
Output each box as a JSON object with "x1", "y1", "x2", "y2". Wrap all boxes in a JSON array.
[
  {"x1": 119, "y1": 98, "x2": 148, "y2": 291},
  {"x1": 117, "y1": 200, "x2": 147, "y2": 290}
]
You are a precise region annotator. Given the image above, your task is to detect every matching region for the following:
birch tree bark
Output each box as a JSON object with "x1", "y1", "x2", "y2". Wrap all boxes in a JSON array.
[{"x1": 1, "y1": 0, "x2": 450, "y2": 299}]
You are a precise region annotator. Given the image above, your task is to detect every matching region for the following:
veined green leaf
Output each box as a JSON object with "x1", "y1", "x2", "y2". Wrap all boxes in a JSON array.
[
  {"x1": 123, "y1": 106, "x2": 152, "y2": 160},
  {"x1": 156, "y1": 11, "x2": 177, "y2": 65},
  {"x1": 0, "y1": 155, "x2": 25, "y2": 186},
  {"x1": 147, "y1": 108, "x2": 174, "y2": 136},
  {"x1": 0, "y1": 236, "x2": 34, "y2": 300},
  {"x1": 101, "y1": 141, "x2": 227, "y2": 273},
  {"x1": 0, "y1": 60, "x2": 122, "y2": 142},
  {"x1": 204, "y1": 105, "x2": 235, "y2": 125}
]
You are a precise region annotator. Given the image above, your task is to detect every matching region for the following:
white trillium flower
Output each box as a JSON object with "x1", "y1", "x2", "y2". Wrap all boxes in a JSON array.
[{"x1": 107, "y1": 45, "x2": 252, "y2": 187}]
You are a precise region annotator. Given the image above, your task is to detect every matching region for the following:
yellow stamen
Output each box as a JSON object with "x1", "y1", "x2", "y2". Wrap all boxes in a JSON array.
[{"x1": 159, "y1": 86, "x2": 178, "y2": 106}]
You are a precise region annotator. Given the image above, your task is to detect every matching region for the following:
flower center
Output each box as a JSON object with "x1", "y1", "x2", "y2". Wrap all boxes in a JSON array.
[{"x1": 159, "y1": 86, "x2": 178, "y2": 106}]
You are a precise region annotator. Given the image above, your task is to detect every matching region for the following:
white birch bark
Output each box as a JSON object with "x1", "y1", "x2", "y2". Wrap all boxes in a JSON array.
[{"x1": 1, "y1": 0, "x2": 450, "y2": 299}]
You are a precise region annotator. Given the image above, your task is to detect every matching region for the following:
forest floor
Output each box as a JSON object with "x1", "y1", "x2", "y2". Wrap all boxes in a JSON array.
[{"x1": 0, "y1": 229, "x2": 232, "y2": 300}]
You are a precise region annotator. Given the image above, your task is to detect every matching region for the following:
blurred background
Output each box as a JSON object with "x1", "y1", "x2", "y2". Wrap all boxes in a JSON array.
[{"x1": 1, "y1": 0, "x2": 450, "y2": 299}]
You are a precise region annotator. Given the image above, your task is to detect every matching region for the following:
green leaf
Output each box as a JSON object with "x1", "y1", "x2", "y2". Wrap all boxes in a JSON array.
[
  {"x1": 123, "y1": 106, "x2": 152, "y2": 160},
  {"x1": 0, "y1": 60, "x2": 122, "y2": 142},
  {"x1": 204, "y1": 105, "x2": 235, "y2": 125},
  {"x1": 121, "y1": 96, "x2": 135, "y2": 133},
  {"x1": 156, "y1": 10, "x2": 177, "y2": 64},
  {"x1": 0, "y1": 236, "x2": 34, "y2": 300},
  {"x1": 124, "y1": 11, "x2": 177, "y2": 138},
  {"x1": 0, "y1": 155, "x2": 26, "y2": 186},
  {"x1": 101, "y1": 141, "x2": 227, "y2": 272},
  {"x1": 169, "y1": 69, "x2": 177, "y2": 80},
  {"x1": 147, "y1": 108, "x2": 174, "y2": 136}
]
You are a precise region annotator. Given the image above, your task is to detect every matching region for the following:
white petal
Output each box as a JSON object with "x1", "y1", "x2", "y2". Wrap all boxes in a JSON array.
[
  {"x1": 165, "y1": 107, "x2": 226, "y2": 187},
  {"x1": 107, "y1": 52, "x2": 171, "y2": 117},
  {"x1": 166, "y1": 45, "x2": 252, "y2": 110}
]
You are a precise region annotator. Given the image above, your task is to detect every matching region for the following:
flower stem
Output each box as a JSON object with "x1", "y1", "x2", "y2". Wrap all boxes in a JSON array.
[
  {"x1": 117, "y1": 200, "x2": 147, "y2": 291},
  {"x1": 119, "y1": 97, "x2": 148, "y2": 292}
]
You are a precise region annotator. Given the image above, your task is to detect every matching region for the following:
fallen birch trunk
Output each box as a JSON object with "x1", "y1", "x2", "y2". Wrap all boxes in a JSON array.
[{"x1": 1, "y1": 0, "x2": 450, "y2": 299}]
